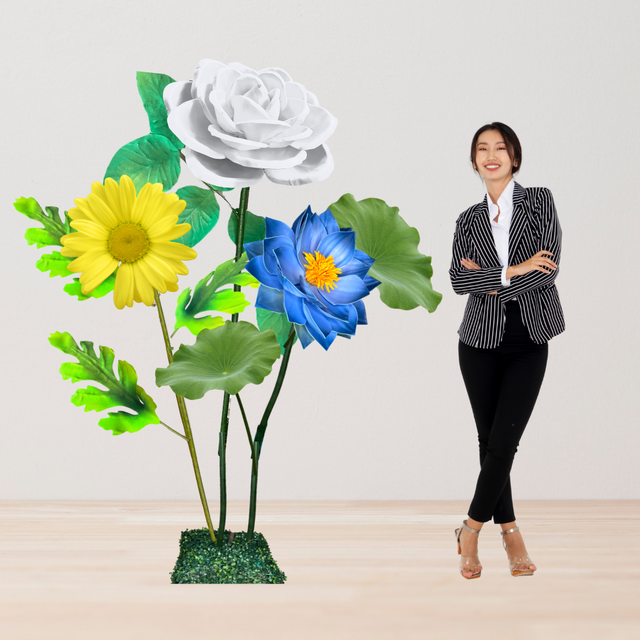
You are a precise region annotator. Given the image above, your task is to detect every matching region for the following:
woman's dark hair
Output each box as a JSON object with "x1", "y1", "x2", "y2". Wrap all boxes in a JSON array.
[{"x1": 470, "y1": 122, "x2": 522, "y2": 177}]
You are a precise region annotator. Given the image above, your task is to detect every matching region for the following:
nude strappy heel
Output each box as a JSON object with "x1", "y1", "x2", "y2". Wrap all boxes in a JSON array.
[
  {"x1": 500, "y1": 526, "x2": 536, "y2": 576},
  {"x1": 454, "y1": 519, "x2": 482, "y2": 579}
]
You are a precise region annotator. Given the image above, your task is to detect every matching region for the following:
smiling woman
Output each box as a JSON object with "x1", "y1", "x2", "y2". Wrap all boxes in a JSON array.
[{"x1": 449, "y1": 121, "x2": 565, "y2": 580}]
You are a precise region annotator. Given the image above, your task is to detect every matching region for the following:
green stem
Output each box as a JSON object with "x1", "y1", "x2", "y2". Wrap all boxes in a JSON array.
[
  {"x1": 247, "y1": 325, "x2": 296, "y2": 539},
  {"x1": 217, "y1": 393, "x2": 230, "y2": 546},
  {"x1": 154, "y1": 290, "x2": 216, "y2": 544},
  {"x1": 216, "y1": 186, "x2": 250, "y2": 544},
  {"x1": 236, "y1": 393, "x2": 258, "y2": 478},
  {"x1": 159, "y1": 420, "x2": 189, "y2": 441}
]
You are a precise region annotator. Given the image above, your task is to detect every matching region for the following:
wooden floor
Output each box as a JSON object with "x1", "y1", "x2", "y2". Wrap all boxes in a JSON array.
[{"x1": 1, "y1": 500, "x2": 638, "y2": 640}]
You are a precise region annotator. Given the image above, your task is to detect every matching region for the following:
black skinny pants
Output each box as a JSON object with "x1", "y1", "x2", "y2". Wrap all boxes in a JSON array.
[{"x1": 458, "y1": 299, "x2": 548, "y2": 524}]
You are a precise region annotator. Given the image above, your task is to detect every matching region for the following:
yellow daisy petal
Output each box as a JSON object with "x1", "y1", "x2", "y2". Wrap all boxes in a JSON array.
[
  {"x1": 70, "y1": 219, "x2": 110, "y2": 240},
  {"x1": 114, "y1": 263, "x2": 135, "y2": 309},
  {"x1": 78, "y1": 253, "x2": 118, "y2": 291},
  {"x1": 151, "y1": 223, "x2": 192, "y2": 243},
  {"x1": 134, "y1": 256, "x2": 170, "y2": 292},
  {"x1": 146, "y1": 215, "x2": 180, "y2": 239},
  {"x1": 150, "y1": 241, "x2": 197, "y2": 262},
  {"x1": 67, "y1": 248, "x2": 111, "y2": 274},
  {"x1": 132, "y1": 267, "x2": 156, "y2": 305},
  {"x1": 147, "y1": 252, "x2": 190, "y2": 276},
  {"x1": 61, "y1": 234, "x2": 106, "y2": 254},
  {"x1": 86, "y1": 191, "x2": 119, "y2": 228}
]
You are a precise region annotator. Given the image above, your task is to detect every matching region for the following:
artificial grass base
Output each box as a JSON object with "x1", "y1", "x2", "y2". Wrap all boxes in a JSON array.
[{"x1": 170, "y1": 528, "x2": 287, "y2": 584}]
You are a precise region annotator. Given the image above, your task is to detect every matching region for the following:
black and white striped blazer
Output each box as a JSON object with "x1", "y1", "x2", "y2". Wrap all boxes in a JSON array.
[{"x1": 449, "y1": 180, "x2": 565, "y2": 349}]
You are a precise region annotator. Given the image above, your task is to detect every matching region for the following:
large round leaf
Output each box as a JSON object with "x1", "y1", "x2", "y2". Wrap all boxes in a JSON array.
[
  {"x1": 175, "y1": 186, "x2": 220, "y2": 247},
  {"x1": 156, "y1": 321, "x2": 281, "y2": 398},
  {"x1": 104, "y1": 133, "x2": 181, "y2": 192},
  {"x1": 328, "y1": 194, "x2": 443, "y2": 312}
]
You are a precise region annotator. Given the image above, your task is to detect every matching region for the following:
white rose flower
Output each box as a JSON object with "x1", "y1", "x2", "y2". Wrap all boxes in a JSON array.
[{"x1": 164, "y1": 60, "x2": 338, "y2": 188}]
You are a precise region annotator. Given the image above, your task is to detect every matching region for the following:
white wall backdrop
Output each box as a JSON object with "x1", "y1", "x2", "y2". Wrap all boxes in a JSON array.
[{"x1": 1, "y1": 0, "x2": 638, "y2": 501}]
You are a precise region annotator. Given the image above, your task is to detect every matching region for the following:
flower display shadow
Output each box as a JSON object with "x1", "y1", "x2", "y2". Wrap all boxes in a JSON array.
[{"x1": 170, "y1": 528, "x2": 287, "y2": 584}]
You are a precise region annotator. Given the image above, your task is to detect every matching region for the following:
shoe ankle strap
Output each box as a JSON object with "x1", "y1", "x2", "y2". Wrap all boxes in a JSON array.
[
  {"x1": 500, "y1": 526, "x2": 520, "y2": 536},
  {"x1": 462, "y1": 519, "x2": 482, "y2": 534}
]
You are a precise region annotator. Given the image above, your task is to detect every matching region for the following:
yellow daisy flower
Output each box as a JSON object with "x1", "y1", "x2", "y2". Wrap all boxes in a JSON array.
[{"x1": 60, "y1": 175, "x2": 197, "y2": 309}]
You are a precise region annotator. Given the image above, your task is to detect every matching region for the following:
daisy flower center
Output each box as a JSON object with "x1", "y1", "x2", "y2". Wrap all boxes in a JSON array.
[
  {"x1": 108, "y1": 222, "x2": 150, "y2": 263},
  {"x1": 303, "y1": 251, "x2": 341, "y2": 291}
]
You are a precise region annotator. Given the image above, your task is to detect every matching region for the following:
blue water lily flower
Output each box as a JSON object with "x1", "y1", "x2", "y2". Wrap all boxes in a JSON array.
[{"x1": 244, "y1": 206, "x2": 381, "y2": 350}]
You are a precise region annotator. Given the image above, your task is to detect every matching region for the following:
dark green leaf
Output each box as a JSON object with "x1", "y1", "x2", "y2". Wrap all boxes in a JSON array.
[
  {"x1": 49, "y1": 331, "x2": 160, "y2": 435},
  {"x1": 104, "y1": 133, "x2": 181, "y2": 192},
  {"x1": 136, "y1": 71, "x2": 184, "y2": 150},
  {"x1": 228, "y1": 209, "x2": 266, "y2": 245},
  {"x1": 14, "y1": 197, "x2": 72, "y2": 248},
  {"x1": 329, "y1": 194, "x2": 443, "y2": 312},
  {"x1": 174, "y1": 186, "x2": 220, "y2": 247},
  {"x1": 156, "y1": 321, "x2": 281, "y2": 398},
  {"x1": 173, "y1": 253, "x2": 258, "y2": 337},
  {"x1": 256, "y1": 308, "x2": 297, "y2": 354}
]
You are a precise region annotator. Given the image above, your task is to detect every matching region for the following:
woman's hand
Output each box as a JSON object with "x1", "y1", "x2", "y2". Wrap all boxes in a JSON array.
[
  {"x1": 461, "y1": 258, "x2": 497, "y2": 294},
  {"x1": 506, "y1": 250, "x2": 557, "y2": 279}
]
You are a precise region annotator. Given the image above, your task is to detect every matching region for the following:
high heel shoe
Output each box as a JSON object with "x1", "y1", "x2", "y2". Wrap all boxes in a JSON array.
[
  {"x1": 454, "y1": 519, "x2": 482, "y2": 579},
  {"x1": 500, "y1": 526, "x2": 536, "y2": 577}
]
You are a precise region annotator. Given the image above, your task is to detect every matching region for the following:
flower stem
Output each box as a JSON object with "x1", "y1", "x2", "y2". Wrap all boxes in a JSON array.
[
  {"x1": 154, "y1": 290, "x2": 216, "y2": 544},
  {"x1": 159, "y1": 420, "x2": 189, "y2": 441},
  {"x1": 216, "y1": 187, "x2": 250, "y2": 544},
  {"x1": 236, "y1": 393, "x2": 258, "y2": 478},
  {"x1": 247, "y1": 325, "x2": 296, "y2": 539}
]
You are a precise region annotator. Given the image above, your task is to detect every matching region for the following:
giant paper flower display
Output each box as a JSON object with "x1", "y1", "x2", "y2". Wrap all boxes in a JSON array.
[
  {"x1": 163, "y1": 60, "x2": 338, "y2": 188},
  {"x1": 245, "y1": 207, "x2": 380, "y2": 350},
  {"x1": 60, "y1": 176, "x2": 197, "y2": 309}
]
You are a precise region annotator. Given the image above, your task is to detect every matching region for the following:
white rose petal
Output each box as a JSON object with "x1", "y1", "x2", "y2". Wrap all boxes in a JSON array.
[
  {"x1": 164, "y1": 81, "x2": 193, "y2": 112},
  {"x1": 293, "y1": 105, "x2": 338, "y2": 151},
  {"x1": 224, "y1": 144, "x2": 307, "y2": 170},
  {"x1": 185, "y1": 148, "x2": 264, "y2": 187},
  {"x1": 167, "y1": 101, "x2": 225, "y2": 159},
  {"x1": 265, "y1": 144, "x2": 334, "y2": 186}
]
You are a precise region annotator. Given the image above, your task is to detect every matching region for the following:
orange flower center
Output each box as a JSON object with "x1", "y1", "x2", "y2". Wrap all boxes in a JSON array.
[{"x1": 303, "y1": 251, "x2": 341, "y2": 291}]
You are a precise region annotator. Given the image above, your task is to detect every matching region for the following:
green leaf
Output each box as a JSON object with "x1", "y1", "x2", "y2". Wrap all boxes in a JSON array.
[
  {"x1": 209, "y1": 184, "x2": 234, "y2": 192},
  {"x1": 14, "y1": 197, "x2": 72, "y2": 248},
  {"x1": 173, "y1": 253, "x2": 258, "y2": 337},
  {"x1": 49, "y1": 331, "x2": 160, "y2": 435},
  {"x1": 156, "y1": 321, "x2": 281, "y2": 398},
  {"x1": 104, "y1": 133, "x2": 181, "y2": 192},
  {"x1": 63, "y1": 272, "x2": 117, "y2": 301},
  {"x1": 228, "y1": 209, "x2": 266, "y2": 245},
  {"x1": 256, "y1": 308, "x2": 297, "y2": 355},
  {"x1": 328, "y1": 194, "x2": 443, "y2": 312},
  {"x1": 136, "y1": 71, "x2": 184, "y2": 150},
  {"x1": 174, "y1": 186, "x2": 220, "y2": 247},
  {"x1": 36, "y1": 251, "x2": 74, "y2": 278}
]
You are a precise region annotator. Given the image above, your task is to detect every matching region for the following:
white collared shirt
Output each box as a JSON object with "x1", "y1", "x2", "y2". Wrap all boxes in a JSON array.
[{"x1": 485, "y1": 177, "x2": 516, "y2": 300}]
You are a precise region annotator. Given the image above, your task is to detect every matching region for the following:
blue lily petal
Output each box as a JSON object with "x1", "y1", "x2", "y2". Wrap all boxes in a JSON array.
[
  {"x1": 292, "y1": 205, "x2": 312, "y2": 236},
  {"x1": 309, "y1": 293, "x2": 351, "y2": 321},
  {"x1": 353, "y1": 299, "x2": 368, "y2": 324},
  {"x1": 322, "y1": 304, "x2": 358, "y2": 335},
  {"x1": 244, "y1": 240, "x2": 264, "y2": 260},
  {"x1": 264, "y1": 235, "x2": 294, "y2": 275},
  {"x1": 265, "y1": 217, "x2": 296, "y2": 244},
  {"x1": 339, "y1": 227, "x2": 352, "y2": 232},
  {"x1": 317, "y1": 231, "x2": 356, "y2": 268},
  {"x1": 302, "y1": 305, "x2": 336, "y2": 350},
  {"x1": 318, "y1": 274, "x2": 370, "y2": 306},
  {"x1": 363, "y1": 274, "x2": 382, "y2": 291},
  {"x1": 339, "y1": 257, "x2": 370, "y2": 279},
  {"x1": 297, "y1": 213, "x2": 327, "y2": 259},
  {"x1": 318, "y1": 208, "x2": 340, "y2": 235},
  {"x1": 246, "y1": 256, "x2": 283, "y2": 290},
  {"x1": 256, "y1": 286, "x2": 285, "y2": 314},
  {"x1": 354, "y1": 249, "x2": 375, "y2": 267},
  {"x1": 294, "y1": 322, "x2": 315, "y2": 349},
  {"x1": 282, "y1": 276, "x2": 306, "y2": 298},
  {"x1": 283, "y1": 290, "x2": 307, "y2": 324},
  {"x1": 304, "y1": 301, "x2": 334, "y2": 338},
  {"x1": 274, "y1": 244, "x2": 305, "y2": 285}
]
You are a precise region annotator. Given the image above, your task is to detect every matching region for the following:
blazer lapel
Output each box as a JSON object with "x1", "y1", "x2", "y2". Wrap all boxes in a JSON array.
[
  {"x1": 507, "y1": 181, "x2": 529, "y2": 265},
  {"x1": 470, "y1": 195, "x2": 501, "y2": 267}
]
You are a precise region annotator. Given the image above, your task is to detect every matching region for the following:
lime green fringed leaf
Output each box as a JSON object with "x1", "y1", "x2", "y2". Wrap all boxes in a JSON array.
[
  {"x1": 256, "y1": 308, "x2": 297, "y2": 355},
  {"x1": 104, "y1": 134, "x2": 181, "y2": 192},
  {"x1": 36, "y1": 251, "x2": 74, "y2": 278},
  {"x1": 49, "y1": 331, "x2": 160, "y2": 435},
  {"x1": 173, "y1": 253, "x2": 259, "y2": 337},
  {"x1": 156, "y1": 321, "x2": 281, "y2": 398},
  {"x1": 136, "y1": 71, "x2": 184, "y2": 150},
  {"x1": 328, "y1": 194, "x2": 443, "y2": 312},
  {"x1": 174, "y1": 186, "x2": 220, "y2": 247},
  {"x1": 63, "y1": 272, "x2": 117, "y2": 301},
  {"x1": 14, "y1": 197, "x2": 72, "y2": 248},
  {"x1": 228, "y1": 209, "x2": 266, "y2": 245}
]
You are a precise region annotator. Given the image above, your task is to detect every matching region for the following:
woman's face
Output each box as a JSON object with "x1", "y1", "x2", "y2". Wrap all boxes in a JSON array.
[{"x1": 473, "y1": 129, "x2": 516, "y2": 182}]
